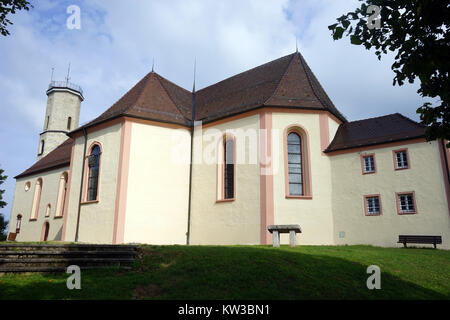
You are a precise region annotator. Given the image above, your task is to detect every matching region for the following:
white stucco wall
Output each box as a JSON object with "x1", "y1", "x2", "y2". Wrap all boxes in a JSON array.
[
  {"x1": 330, "y1": 140, "x2": 450, "y2": 249},
  {"x1": 64, "y1": 123, "x2": 122, "y2": 243},
  {"x1": 123, "y1": 122, "x2": 191, "y2": 244},
  {"x1": 8, "y1": 167, "x2": 69, "y2": 241},
  {"x1": 272, "y1": 112, "x2": 335, "y2": 245},
  {"x1": 190, "y1": 115, "x2": 261, "y2": 245}
]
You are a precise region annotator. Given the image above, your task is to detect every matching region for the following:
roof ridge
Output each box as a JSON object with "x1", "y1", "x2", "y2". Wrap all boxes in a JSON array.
[
  {"x1": 262, "y1": 52, "x2": 297, "y2": 106},
  {"x1": 395, "y1": 112, "x2": 426, "y2": 127},
  {"x1": 155, "y1": 73, "x2": 192, "y2": 122},
  {"x1": 122, "y1": 72, "x2": 154, "y2": 115},
  {"x1": 196, "y1": 52, "x2": 295, "y2": 93}
]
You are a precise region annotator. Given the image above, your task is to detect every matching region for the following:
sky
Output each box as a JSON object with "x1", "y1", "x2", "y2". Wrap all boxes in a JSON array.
[{"x1": 0, "y1": 0, "x2": 426, "y2": 223}]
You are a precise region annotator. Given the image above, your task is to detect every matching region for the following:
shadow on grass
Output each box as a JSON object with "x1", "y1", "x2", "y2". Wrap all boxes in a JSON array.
[{"x1": 0, "y1": 245, "x2": 447, "y2": 300}]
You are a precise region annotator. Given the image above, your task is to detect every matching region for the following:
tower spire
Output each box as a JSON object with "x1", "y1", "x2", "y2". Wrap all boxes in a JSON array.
[
  {"x1": 192, "y1": 58, "x2": 196, "y2": 93},
  {"x1": 50, "y1": 67, "x2": 55, "y2": 82},
  {"x1": 295, "y1": 36, "x2": 298, "y2": 53},
  {"x1": 65, "y1": 62, "x2": 71, "y2": 85},
  {"x1": 152, "y1": 58, "x2": 154, "y2": 72}
]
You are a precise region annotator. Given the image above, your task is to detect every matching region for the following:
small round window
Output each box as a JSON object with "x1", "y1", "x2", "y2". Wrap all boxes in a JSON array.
[{"x1": 24, "y1": 181, "x2": 31, "y2": 191}]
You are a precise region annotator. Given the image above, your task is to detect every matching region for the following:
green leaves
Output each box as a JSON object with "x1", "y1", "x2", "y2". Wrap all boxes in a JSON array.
[
  {"x1": 328, "y1": 0, "x2": 450, "y2": 143},
  {"x1": 350, "y1": 35, "x2": 363, "y2": 45}
]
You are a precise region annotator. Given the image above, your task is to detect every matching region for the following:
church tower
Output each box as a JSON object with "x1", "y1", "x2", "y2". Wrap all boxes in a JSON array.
[{"x1": 37, "y1": 79, "x2": 83, "y2": 160}]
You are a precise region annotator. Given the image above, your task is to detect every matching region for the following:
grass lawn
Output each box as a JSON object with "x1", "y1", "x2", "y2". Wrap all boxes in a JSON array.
[{"x1": 0, "y1": 245, "x2": 449, "y2": 300}]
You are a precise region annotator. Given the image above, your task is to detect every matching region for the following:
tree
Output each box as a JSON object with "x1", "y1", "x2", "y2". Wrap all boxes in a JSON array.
[
  {"x1": 328, "y1": 0, "x2": 450, "y2": 144},
  {"x1": 0, "y1": 0, "x2": 33, "y2": 36},
  {"x1": 0, "y1": 168, "x2": 7, "y2": 241}
]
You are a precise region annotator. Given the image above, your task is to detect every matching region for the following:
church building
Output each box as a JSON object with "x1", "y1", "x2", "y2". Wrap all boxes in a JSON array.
[{"x1": 7, "y1": 52, "x2": 450, "y2": 248}]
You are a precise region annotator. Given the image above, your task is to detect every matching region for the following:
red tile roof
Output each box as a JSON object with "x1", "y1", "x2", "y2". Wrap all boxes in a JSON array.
[
  {"x1": 16, "y1": 53, "x2": 426, "y2": 178},
  {"x1": 196, "y1": 52, "x2": 346, "y2": 123},
  {"x1": 324, "y1": 113, "x2": 426, "y2": 153},
  {"x1": 15, "y1": 138, "x2": 73, "y2": 179}
]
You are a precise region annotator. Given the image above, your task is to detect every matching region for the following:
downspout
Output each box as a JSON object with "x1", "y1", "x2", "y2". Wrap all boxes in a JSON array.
[
  {"x1": 74, "y1": 127, "x2": 88, "y2": 242},
  {"x1": 442, "y1": 139, "x2": 450, "y2": 185},
  {"x1": 186, "y1": 69, "x2": 196, "y2": 245}
]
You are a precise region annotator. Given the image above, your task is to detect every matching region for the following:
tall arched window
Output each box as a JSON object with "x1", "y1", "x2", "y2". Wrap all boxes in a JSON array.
[
  {"x1": 45, "y1": 204, "x2": 51, "y2": 217},
  {"x1": 284, "y1": 125, "x2": 311, "y2": 198},
  {"x1": 16, "y1": 214, "x2": 22, "y2": 233},
  {"x1": 55, "y1": 172, "x2": 68, "y2": 217},
  {"x1": 223, "y1": 137, "x2": 235, "y2": 199},
  {"x1": 87, "y1": 144, "x2": 101, "y2": 201},
  {"x1": 30, "y1": 178, "x2": 43, "y2": 219},
  {"x1": 287, "y1": 132, "x2": 303, "y2": 196}
]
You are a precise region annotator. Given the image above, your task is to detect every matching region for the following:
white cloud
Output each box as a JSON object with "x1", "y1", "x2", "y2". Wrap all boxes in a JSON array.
[{"x1": 0, "y1": 0, "x2": 425, "y2": 221}]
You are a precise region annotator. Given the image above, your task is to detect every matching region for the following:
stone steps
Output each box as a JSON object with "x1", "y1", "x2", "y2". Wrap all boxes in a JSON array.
[{"x1": 0, "y1": 244, "x2": 138, "y2": 273}]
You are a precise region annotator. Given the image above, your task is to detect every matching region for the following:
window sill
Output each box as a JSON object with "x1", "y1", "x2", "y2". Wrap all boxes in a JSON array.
[
  {"x1": 394, "y1": 167, "x2": 409, "y2": 171},
  {"x1": 54, "y1": 216, "x2": 63, "y2": 219},
  {"x1": 285, "y1": 195, "x2": 312, "y2": 200},
  {"x1": 365, "y1": 213, "x2": 381, "y2": 216},
  {"x1": 29, "y1": 218, "x2": 37, "y2": 222},
  {"x1": 216, "y1": 198, "x2": 235, "y2": 203},
  {"x1": 81, "y1": 200, "x2": 99, "y2": 205},
  {"x1": 362, "y1": 171, "x2": 376, "y2": 175},
  {"x1": 398, "y1": 211, "x2": 417, "y2": 215}
]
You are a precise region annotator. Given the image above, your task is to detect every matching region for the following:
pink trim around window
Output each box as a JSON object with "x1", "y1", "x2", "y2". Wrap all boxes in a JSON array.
[
  {"x1": 30, "y1": 178, "x2": 43, "y2": 221},
  {"x1": 216, "y1": 133, "x2": 236, "y2": 202},
  {"x1": 393, "y1": 148, "x2": 410, "y2": 170},
  {"x1": 283, "y1": 124, "x2": 312, "y2": 199},
  {"x1": 396, "y1": 191, "x2": 417, "y2": 215},
  {"x1": 54, "y1": 171, "x2": 68, "y2": 218},
  {"x1": 363, "y1": 194, "x2": 382, "y2": 216},
  {"x1": 360, "y1": 153, "x2": 377, "y2": 175},
  {"x1": 81, "y1": 141, "x2": 103, "y2": 204}
]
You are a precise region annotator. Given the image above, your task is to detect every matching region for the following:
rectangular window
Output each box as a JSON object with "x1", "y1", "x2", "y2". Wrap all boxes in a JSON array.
[
  {"x1": 364, "y1": 195, "x2": 381, "y2": 216},
  {"x1": 67, "y1": 117, "x2": 72, "y2": 131},
  {"x1": 362, "y1": 155, "x2": 375, "y2": 174},
  {"x1": 397, "y1": 192, "x2": 416, "y2": 214},
  {"x1": 394, "y1": 149, "x2": 409, "y2": 170}
]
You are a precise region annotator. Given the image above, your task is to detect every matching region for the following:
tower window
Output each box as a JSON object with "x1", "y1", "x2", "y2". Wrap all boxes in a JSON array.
[
  {"x1": 45, "y1": 116, "x2": 50, "y2": 130},
  {"x1": 39, "y1": 140, "x2": 45, "y2": 155},
  {"x1": 67, "y1": 117, "x2": 72, "y2": 131}
]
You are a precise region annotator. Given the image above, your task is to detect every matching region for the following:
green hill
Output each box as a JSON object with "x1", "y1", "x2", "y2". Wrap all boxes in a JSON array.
[{"x1": 0, "y1": 245, "x2": 449, "y2": 299}]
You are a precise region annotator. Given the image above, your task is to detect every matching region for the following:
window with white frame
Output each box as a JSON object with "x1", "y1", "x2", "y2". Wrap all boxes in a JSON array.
[
  {"x1": 365, "y1": 196, "x2": 380, "y2": 215},
  {"x1": 363, "y1": 155, "x2": 375, "y2": 173},
  {"x1": 395, "y1": 150, "x2": 408, "y2": 169},
  {"x1": 398, "y1": 193, "x2": 415, "y2": 213}
]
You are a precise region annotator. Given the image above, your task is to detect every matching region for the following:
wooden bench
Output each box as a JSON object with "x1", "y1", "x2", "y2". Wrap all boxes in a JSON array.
[
  {"x1": 398, "y1": 235, "x2": 442, "y2": 248},
  {"x1": 267, "y1": 225, "x2": 301, "y2": 247}
]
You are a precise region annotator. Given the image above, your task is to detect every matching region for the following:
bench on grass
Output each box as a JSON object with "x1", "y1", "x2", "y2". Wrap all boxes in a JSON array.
[
  {"x1": 398, "y1": 235, "x2": 442, "y2": 248},
  {"x1": 267, "y1": 225, "x2": 301, "y2": 248}
]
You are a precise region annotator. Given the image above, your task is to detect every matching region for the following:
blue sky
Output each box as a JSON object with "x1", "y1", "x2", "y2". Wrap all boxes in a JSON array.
[{"x1": 0, "y1": 0, "x2": 426, "y2": 223}]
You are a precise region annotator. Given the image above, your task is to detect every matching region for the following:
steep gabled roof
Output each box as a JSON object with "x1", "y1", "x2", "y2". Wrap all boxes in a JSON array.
[
  {"x1": 15, "y1": 138, "x2": 73, "y2": 179},
  {"x1": 72, "y1": 71, "x2": 193, "y2": 133},
  {"x1": 324, "y1": 113, "x2": 426, "y2": 153},
  {"x1": 195, "y1": 52, "x2": 347, "y2": 123}
]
